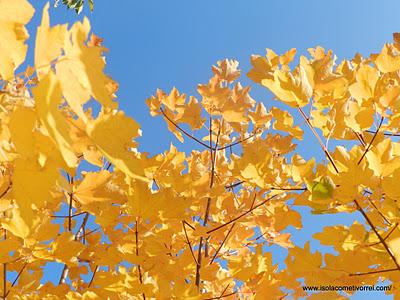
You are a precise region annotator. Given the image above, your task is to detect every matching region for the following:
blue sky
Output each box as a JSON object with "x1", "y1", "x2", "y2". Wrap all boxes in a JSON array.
[{"x1": 26, "y1": 1, "x2": 400, "y2": 298}]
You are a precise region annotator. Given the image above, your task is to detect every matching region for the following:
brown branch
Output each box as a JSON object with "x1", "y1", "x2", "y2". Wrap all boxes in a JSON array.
[
  {"x1": 74, "y1": 213, "x2": 89, "y2": 241},
  {"x1": 80, "y1": 228, "x2": 101, "y2": 241},
  {"x1": 68, "y1": 176, "x2": 74, "y2": 231},
  {"x1": 224, "y1": 181, "x2": 306, "y2": 192},
  {"x1": 358, "y1": 117, "x2": 384, "y2": 165},
  {"x1": 195, "y1": 237, "x2": 204, "y2": 288},
  {"x1": 209, "y1": 223, "x2": 235, "y2": 265},
  {"x1": 270, "y1": 187, "x2": 307, "y2": 191},
  {"x1": 367, "y1": 223, "x2": 398, "y2": 247},
  {"x1": 135, "y1": 218, "x2": 146, "y2": 300},
  {"x1": 349, "y1": 268, "x2": 398, "y2": 276},
  {"x1": 354, "y1": 199, "x2": 400, "y2": 270},
  {"x1": 216, "y1": 132, "x2": 257, "y2": 151},
  {"x1": 2, "y1": 264, "x2": 5, "y2": 300},
  {"x1": 298, "y1": 107, "x2": 339, "y2": 173},
  {"x1": 51, "y1": 212, "x2": 87, "y2": 219},
  {"x1": 182, "y1": 221, "x2": 198, "y2": 266},
  {"x1": 204, "y1": 291, "x2": 237, "y2": 300},
  {"x1": 207, "y1": 194, "x2": 278, "y2": 234},
  {"x1": 249, "y1": 192, "x2": 257, "y2": 211},
  {"x1": 365, "y1": 130, "x2": 400, "y2": 137},
  {"x1": 88, "y1": 265, "x2": 98, "y2": 288},
  {"x1": 4, "y1": 263, "x2": 27, "y2": 298},
  {"x1": 218, "y1": 284, "x2": 231, "y2": 300},
  {"x1": 59, "y1": 212, "x2": 89, "y2": 285},
  {"x1": 2, "y1": 212, "x2": 6, "y2": 300},
  {"x1": 225, "y1": 181, "x2": 245, "y2": 190},
  {"x1": 0, "y1": 182, "x2": 11, "y2": 199},
  {"x1": 58, "y1": 265, "x2": 68, "y2": 285},
  {"x1": 195, "y1": 117, "x2": 222, "y2": 289},
  {"x1": 183, "y1": 220, "x2": 195, "y2": 231},
  {"x1": 160, "y1": 107, "x2": 211, "y2": 149},
  {"x1": 352, "y1": 130, "x2": 366, "y2": 148},
  {"x1": 365, "y1": 196, "x2": 391, "y2": 225}
]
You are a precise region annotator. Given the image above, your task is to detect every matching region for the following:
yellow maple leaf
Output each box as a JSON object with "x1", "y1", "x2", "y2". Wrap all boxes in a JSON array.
[
  {"x1": 35, "y1": 3, "x2": 67, "y2": 78},
  {"x1": 374, "y1": 43, "x2": 400, "y2": 73},
  {"x1": 56, "y1": 18, "x2": 117, "y2": 120},
  {"x1": 0, "y1": 0, "x2": 34, "y2": 79},
  {"x1": 87, "y1": 110, "x2": 149, "y2": 182},
  {"x1": 33, "y1": 72, "x2": 78, "y2": 168}
]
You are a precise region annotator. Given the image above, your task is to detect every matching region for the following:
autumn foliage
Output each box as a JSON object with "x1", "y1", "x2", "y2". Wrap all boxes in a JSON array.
[{"x1": 2, "y1": 1, "x2": 400, "y2": 299}]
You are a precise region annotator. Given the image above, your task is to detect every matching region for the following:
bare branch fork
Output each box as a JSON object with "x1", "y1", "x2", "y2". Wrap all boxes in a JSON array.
[
  {"x1": 59, "y1": 212, "x2": 89, "y2": 285},
  {"x1": 160, "y1": 107, "x2": 256, "y2": 152}
]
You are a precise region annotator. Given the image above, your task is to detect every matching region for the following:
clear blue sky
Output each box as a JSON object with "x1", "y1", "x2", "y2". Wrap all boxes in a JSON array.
[{"x1": 27, "y1": 1, "x2": 400, "y2": 298}]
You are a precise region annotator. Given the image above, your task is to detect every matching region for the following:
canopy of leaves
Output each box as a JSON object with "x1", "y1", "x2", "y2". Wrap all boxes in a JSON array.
[{"x1": 1, "y1": 1, "x2": 400, "y2": 299}]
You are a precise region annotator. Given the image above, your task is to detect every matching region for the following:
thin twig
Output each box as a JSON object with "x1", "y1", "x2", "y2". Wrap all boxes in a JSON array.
[
  {"x1": 88, "y1": 265, "x2": 98, "y2": 288},
  {"x1": 216, "y1": 132, "x2": 257, "y2": 151},
  {"x1": 207, "y1": 194, "x2": 278, "y2": 234},
  {"x1": 209, "y1": 223, "x2": 235, "y2": 265},
  {"x1": 183, "y1": 220, "x2": 195, "y2": 231},
  {"x1": 3, "y1": 213, "x2": 6, "y2": 300},
  {"x1": 225, "y1": 181, "x2": 244, "y2": 190},
  {"x1": 349, "y1": 268, "x2": 398, "y2": 276},
  {"x1": 298, "y1": 107, "x2": 339, "y2": 173},
  {"x1": 0, "y1": 183, "x2": 11, "y2": 199},
  {"x1": 365, "y1": 196, "x2": 391, "y2": 225},
  {"x1": 358, "y1": 117, "x2": 384, "y2": 165},
  {"x1": 160, "y1": 108, "x2": 211, "y2": 149},
  {"x1": 195, "y1": 117, "x2": 221, "y2": 288},
  {"x1": 182, "y1": 221, "x2": 198, "y2": 265},
  {"x1": 354, "y1": 200, "x2": 400, "y2": 270},
  {"x1": 204, "y1": 291, "x2": 237, "y2": 300},
  {"x1": 352, "y1": 130, "x2": 366, "y2": 148},
  {"x1": 58, "y1": 265, "x2": 68, "y2": 285},
  {"x1": 68, "y1": 176, "x2": 74, "y2": 231},
  {"x1": 4, "y1": 263, "x2": 27, "y2": 298},
  {"x1": 74, "y1": 213, "x2": 89, "y2": 241},
  {"x1": 217, "y1": 284, "x2": 230, "y2": 300},
  {"x1": 59, "y1": 212, "x2": 89, "y2": 285},
  {"x1": 365, "y1": 130, "x2": 400, "y2": 137},
  {"x1": 135, "y1": 218, "x2": 146, "y2": 300},
  {"x1": 51, "y1": 212, "x2": 87, "y2": 219},
  {"x1": 270, "y1": 187, "x2": 307, "y2": 191},
  {"x1": 367, "y1": 223, "x2": 398, "y2": 247}
]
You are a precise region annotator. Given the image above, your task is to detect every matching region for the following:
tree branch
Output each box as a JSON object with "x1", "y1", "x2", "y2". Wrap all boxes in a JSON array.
[
  {"x1": 216, "y1": 132, "x2": 257, "y2": 151},
  {"x1": 135, "y1": 218, "x2": 146, "y2": 300},
  {"x1": 349, "y1": 268, "x2": 398, "y2": 276},
  {"x1": 88, "y1": 265, "x2": 98, "y2": 288},
  {"x1": 160, "y1": 107, "x2": 211, "y2": 149},
  {"x1": 182, "y1": 221, "x2": 198, "y2": 266},
  {"x1": 209, "y1": 223, "x2": 235, "y2": 265},
  {"x1": 207, "y1": 194, "x2": 278, "y2": 234},
  {"x1": 354, "y1": 199, "x2": 400, "y2": 270},
  {"x1": 357, "y1": 117, "x2": 384, "y2": 165},
  {"x1": 297, "y1": 107, "x2": 339, "y2": 173}
]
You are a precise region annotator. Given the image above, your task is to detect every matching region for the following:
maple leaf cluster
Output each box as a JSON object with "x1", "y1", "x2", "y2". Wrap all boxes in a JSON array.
[{"x1": 1, "y1": 1, "x2": 400, "y2": 299}]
